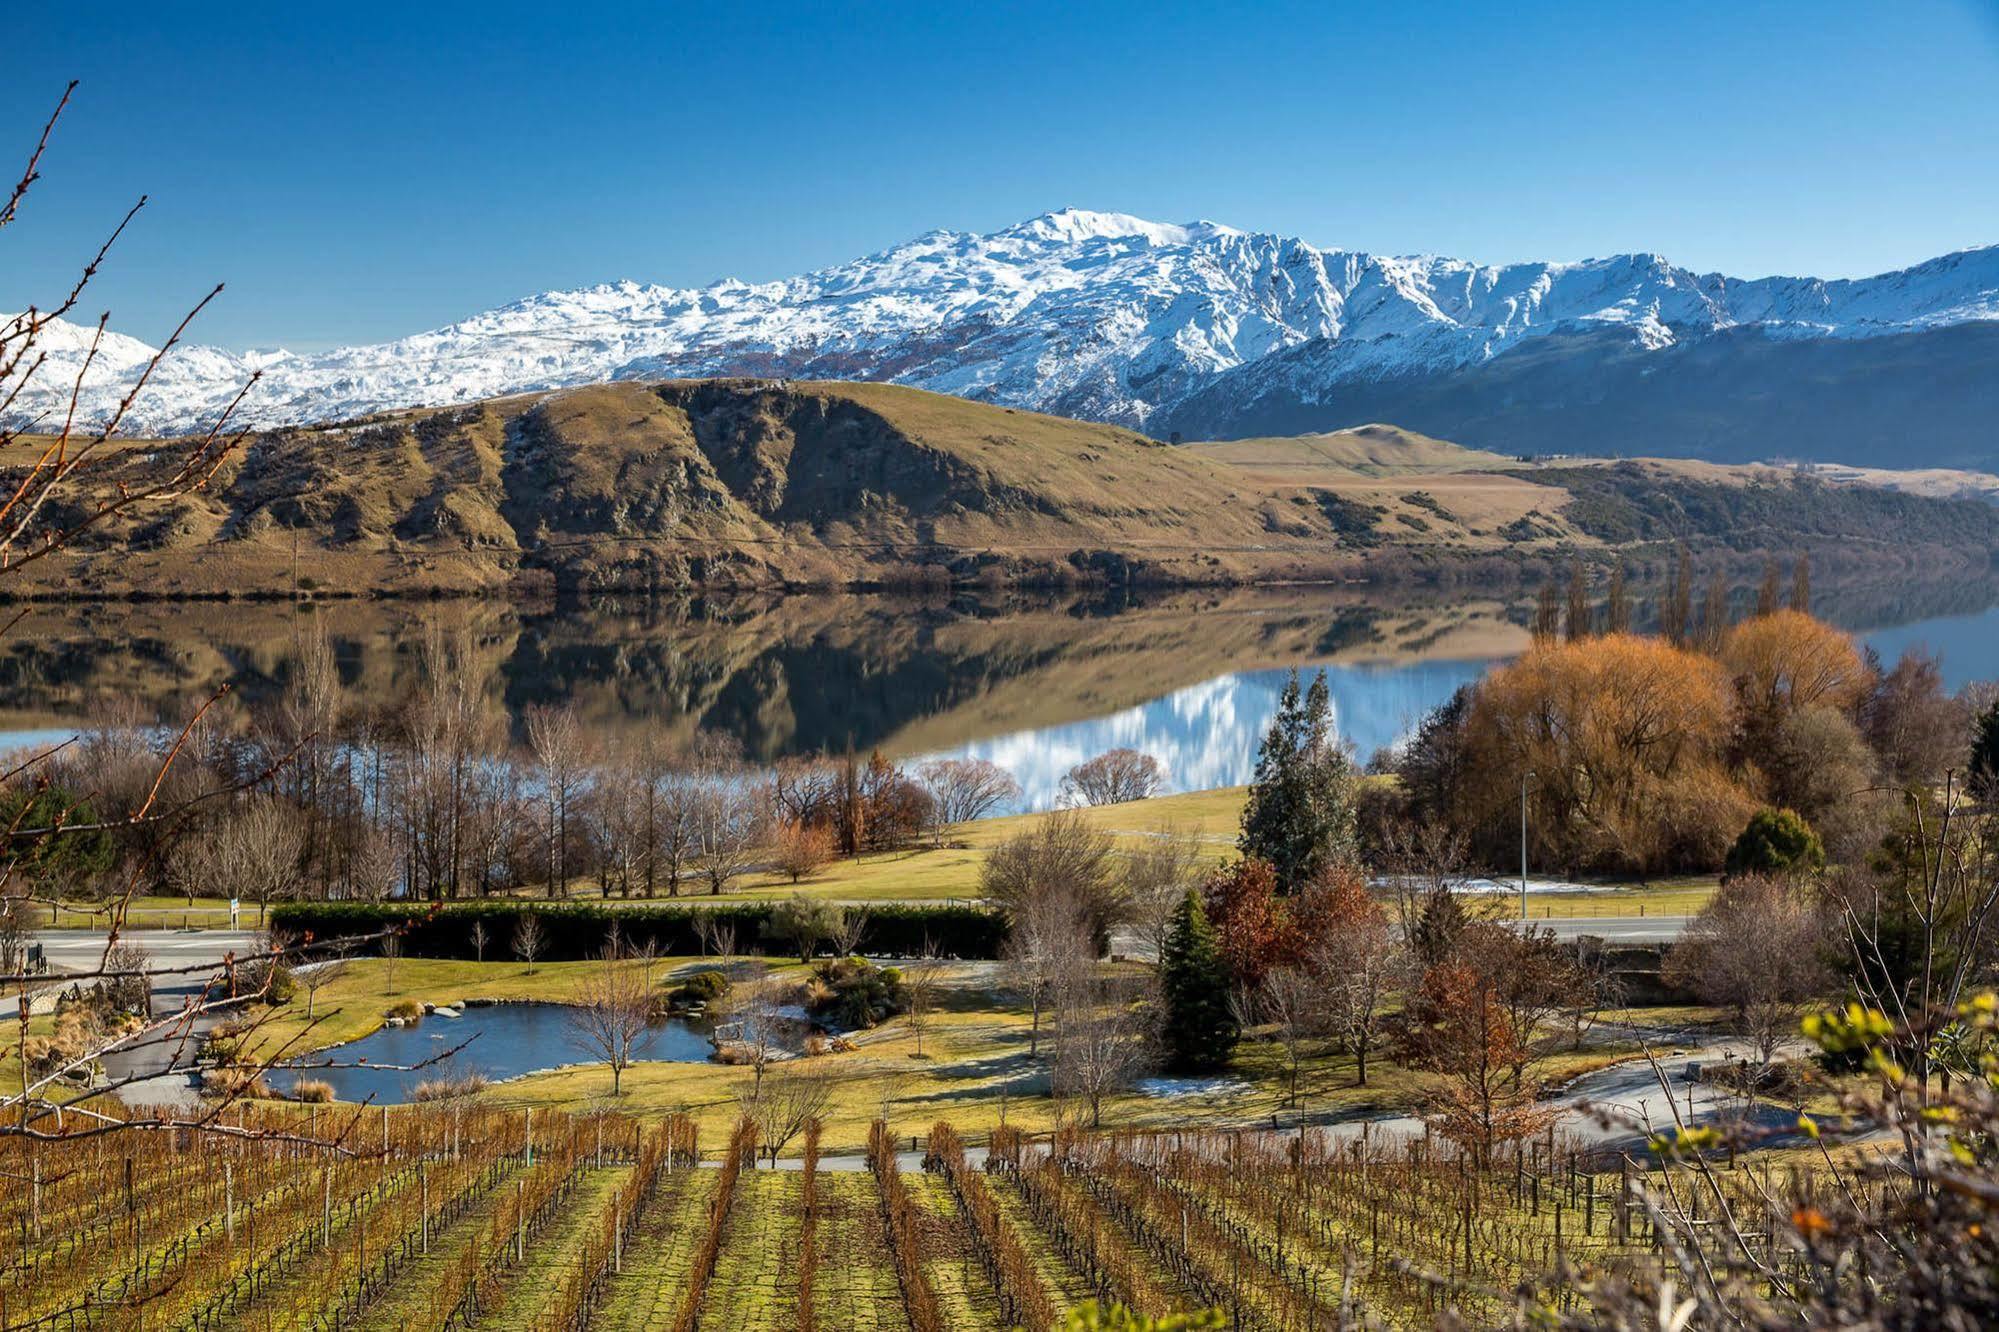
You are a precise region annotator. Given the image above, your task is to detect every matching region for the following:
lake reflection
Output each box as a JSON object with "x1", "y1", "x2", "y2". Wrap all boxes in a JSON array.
[
  {"x1": 5, "y1": 576, "x2": 1997, "y2": 814},
  {"x1": 933, "y1": 659, "x2": 1499, "y2": 809}
]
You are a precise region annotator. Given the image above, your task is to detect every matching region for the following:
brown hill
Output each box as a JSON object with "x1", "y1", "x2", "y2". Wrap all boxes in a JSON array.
[{"x1": 6, "y1": 378, "x2": 1994, "y2": 599}]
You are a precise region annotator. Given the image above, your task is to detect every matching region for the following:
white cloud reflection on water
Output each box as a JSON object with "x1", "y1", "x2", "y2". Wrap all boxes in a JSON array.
[{"x1": 917, "y1": 657, "x2": 1501, "y2": 812}]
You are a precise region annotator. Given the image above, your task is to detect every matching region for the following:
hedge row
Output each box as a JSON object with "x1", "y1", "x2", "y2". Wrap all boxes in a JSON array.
[{"x1": 268, "y1": 899, "x2": 1009, "y2": 962}]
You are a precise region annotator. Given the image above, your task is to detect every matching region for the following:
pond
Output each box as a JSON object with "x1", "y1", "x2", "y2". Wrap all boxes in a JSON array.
[{"x1": 266, "y1": 1002, "x2": 715, "y2": 1104}]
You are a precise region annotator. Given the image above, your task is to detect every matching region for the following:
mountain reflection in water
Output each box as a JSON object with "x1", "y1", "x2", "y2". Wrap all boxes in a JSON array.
[{"x1": 2, "y1": 576, "x2": 1995, "y2": 815}]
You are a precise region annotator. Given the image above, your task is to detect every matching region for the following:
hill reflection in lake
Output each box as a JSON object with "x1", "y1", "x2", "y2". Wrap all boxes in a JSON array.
[{"x1": 4, "y1": 574, "x2": 1996, "y2": 814}]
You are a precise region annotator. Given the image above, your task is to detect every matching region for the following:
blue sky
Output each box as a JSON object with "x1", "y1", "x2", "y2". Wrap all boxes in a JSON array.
[{"x1": 8, "y1": 0, "x2": 1998, "y2": 350}]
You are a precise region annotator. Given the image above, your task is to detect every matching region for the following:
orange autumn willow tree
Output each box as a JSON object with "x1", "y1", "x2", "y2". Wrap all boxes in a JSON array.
[{"x1": 1463, "y1": 632, "x2": 1756, "y2": 875}]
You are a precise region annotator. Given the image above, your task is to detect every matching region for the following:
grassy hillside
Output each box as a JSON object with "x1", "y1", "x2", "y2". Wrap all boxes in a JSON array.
[
  {"x1": 1184, "y1": 422, "x2": 1515, "y2": 476},
  {"x1": 6, "y1": 377, "x2": 1994, "y2": 599}
]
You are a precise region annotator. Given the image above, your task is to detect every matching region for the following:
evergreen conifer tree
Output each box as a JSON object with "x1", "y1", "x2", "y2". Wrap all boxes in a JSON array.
[
  {"x1": 1968, "y1": 697, "x2": 1999, "y2": 799},
  {"x1": 1159, "y1": 889, "x2": 1237, "y2": 1072},
  {"x1": 1238, "y1": 669, "x2": 1359, "y2": 888}
]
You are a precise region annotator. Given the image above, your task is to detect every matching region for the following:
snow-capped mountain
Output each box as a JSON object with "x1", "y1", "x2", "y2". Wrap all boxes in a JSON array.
[{"x1": 7, "y1": 208, "x2": 1998, "y2": 457}]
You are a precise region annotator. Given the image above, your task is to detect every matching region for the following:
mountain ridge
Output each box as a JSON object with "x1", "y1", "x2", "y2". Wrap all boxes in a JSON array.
[
  {"x1": 10, "y1": 378, "x2": 1998, "y2": 601},
  {"x1": 6, "y1": 209, "x2": 1998, "y2": 466}
]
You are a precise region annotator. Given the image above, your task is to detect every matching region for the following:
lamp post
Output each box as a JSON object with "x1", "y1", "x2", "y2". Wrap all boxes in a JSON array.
[{"x1": 1519, "y1": 769, "x2": 1536, "y2": 923}]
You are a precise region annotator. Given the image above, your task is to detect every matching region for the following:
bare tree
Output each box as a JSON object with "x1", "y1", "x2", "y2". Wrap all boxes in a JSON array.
[
  {"x1": 694, "y1": 911, "x2": 738, "y2": 960},
  {"x1": 1373, "y1": 818, "x2": 1474, "y2": 952},
  {"x1": 349, "y1": 831, "x2": 399, "y2": 902},
  {"x1": 1558, "y1": 934, "x2": 1623, "y2": 1050},
  {"x1": 827, "y1": 904, "x2": 869, "y2": 958},
  {"x1": 190, "y1": 796, "x2": 305, "y2": 926},
  {"x1": 1063, "y1": 749, "x2": 1162, "y2": 806},
  {"x1": 741, "y1": 1067, "x2": 832, "y2": 1166},
  {"x1": 694, "y1": 764, "x2": 768, "y2": 896},
  {"x1": 593, "y1": 750, "x2": 654, "y2": 898},
  {"x1": 0, "y1": 889, "x2": 33, "y2": 978},
  {"x1": 297, "y1": 938, "x2": 349, "y2": 1021},
  {"x1": 917, "y1": 758, "x2": 1020, "y2": 830},
  {"x1": 525, "y1": 703, "x2": 590, "y2": 898},
  {"x1": 725, "y1": 977, "x2": 789, "y2": 1098},
  {"x1": 1002, "y1": 889, "x2": 1092, "y2": 1059},
  {"x1": 380, "y1": 933, "x2": 403, "y2": 997},
  {"x1": 1666, "y1": 874, "x2": 1830, "y2": 1067},
  {"x1": 468, "y1": 919, "x2": 489, "y2": 964},
  {"x1": 1121, "y1": 824, "x2": 1207, "y2": 960},
  {"x1": 1050, "y1": 959, "x2": 1153, "y2": 1128},
  {"x1": 567, "y1": 944, "x2": 654, "y2": 1096},
  {"x1": 980, "y1": 807, "x2": 1128, "y2": 947},
  {"x1": 652, "y1": 763, "x2": 703, "y2": 897},
  {"x1": 1259, "y1": 965, "x2": 1322, "y2": 1107},
  {"x1": 1310, "y1": 871, "x2": 1400, "y2": 1086},
  {"x1": 903, "y1": 942, "x2": 946, "y2": 1058},
  {"x1": 512, "y1": 911, "x2": 545, "y2": 974}
]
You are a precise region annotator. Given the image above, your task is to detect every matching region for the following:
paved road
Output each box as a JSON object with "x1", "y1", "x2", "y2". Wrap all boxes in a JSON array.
[
  {"x1": 37, "y1": 929, "x2": 261, "y2": 979},
  {"x1": 37, "y1": 929, "x2": 261, "y2": 1109},
  {"x1": 1513, "y1": 916, "x2": 1690, "y2": 944},
  {"x1": 752, "y1": 1038, "x2": 1761, "y2": 1173}
]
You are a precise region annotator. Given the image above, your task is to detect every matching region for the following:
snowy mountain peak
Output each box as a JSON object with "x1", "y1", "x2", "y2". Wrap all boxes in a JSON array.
[
  {"x1": 4, "y1": 211, "x2": 1996, "y2": 440},
  {"x1": 999, "y1": 207, "x2": 1241, "y2": 248}
]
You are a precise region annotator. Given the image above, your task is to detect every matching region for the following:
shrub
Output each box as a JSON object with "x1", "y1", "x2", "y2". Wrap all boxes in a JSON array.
[
  {"x1": 765, "y1": 896, "x2": 847, "y2": 963},
  {"x1": 291, "y1": 1079, "x2": 334, "y2": 1104},
  {"x1": 386, "y1": 998, "x2": 423, "y2": 1021},
  {"x1": 411, "y1": 1073, "x2": 488, "y2": 1102},
  {"x1": 23, "y1": 1006, "x2": 104, "y2": 1077},
  {"x1": 201, "y1": 1022, "x2": 248, "y2": 1067},
  {"x1": 201, "y1": 1066, "x2": 272, "y2": 1099},
  {"x1": 1725, "y1": 807, "x2": 1825, "y2": 878},
  {"x1": 808, "y1": 956, "x2": 906, "y2": 1029},
  {"x1": 669, "y1": 968, "x2": 731, "y2": 1006},
  {"x1": 270, "y1": 900, "x2": 1007, "y2": 962},
  {"x1": 242, "y1": 959, "x2": 297, "y2": 1006},
  {"x1": 103, "y1": 942, "x2": 154, "y2": 1014}
]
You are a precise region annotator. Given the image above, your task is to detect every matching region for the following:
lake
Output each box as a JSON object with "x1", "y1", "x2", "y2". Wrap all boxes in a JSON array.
[
  {"x1": 267, "y1": 1002, "x2": 714, "y2": 1103},
  {"x1": 7, "y1": 574, "x2": 1998, "y2": 812}
]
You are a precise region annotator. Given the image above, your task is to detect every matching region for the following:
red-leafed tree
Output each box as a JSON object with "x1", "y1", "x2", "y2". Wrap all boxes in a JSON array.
[
  {"x1": 1199, "y1": 857, "x2": 1288, "y2": 992},
  {"x1": 1394, "y1": 938, "x2": 1552, "y2": 1166}
]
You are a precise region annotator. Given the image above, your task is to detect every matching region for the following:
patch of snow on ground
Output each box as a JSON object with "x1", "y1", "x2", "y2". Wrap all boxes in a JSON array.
[{"x1": 1137, "y1": 1075, "x2": 1255, "y2": 1099}]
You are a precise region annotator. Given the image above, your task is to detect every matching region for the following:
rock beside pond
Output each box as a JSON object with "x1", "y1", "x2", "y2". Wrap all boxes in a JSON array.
[
  {"x1": 384, "y1": 1016, "x2": 408, "y2": 1028},
  {"x1": 433, "y1": 1006, "x2": 462, "y2": 1018}
]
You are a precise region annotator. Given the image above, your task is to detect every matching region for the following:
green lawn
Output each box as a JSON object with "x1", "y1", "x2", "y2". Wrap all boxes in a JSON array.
[
  {"x1": 32, "y1": 785, "x2": 1714, "y2": 922},
  {"x1": 240, "y1": 954, "x2": 1642, "y2": 1158}
]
